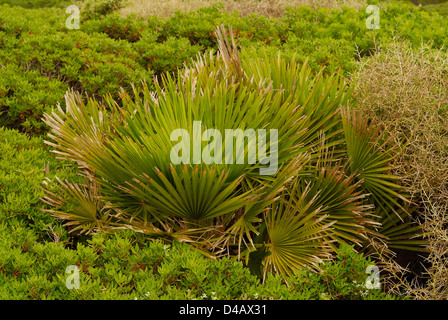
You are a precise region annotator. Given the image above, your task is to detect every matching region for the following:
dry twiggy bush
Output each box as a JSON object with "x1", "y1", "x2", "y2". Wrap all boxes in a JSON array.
[
  {"x1": 412, "y1": 200, "x2": 448, "y2": 299},
  {"x1": 351, "y1": 39, "x2": 448, "y2": 299},
  {"x1": 120, "y1": 0, "x2": 368, "y2": 18},
  {"x1": 352, "y1": 40, "x2": 448, "y2": 205}
]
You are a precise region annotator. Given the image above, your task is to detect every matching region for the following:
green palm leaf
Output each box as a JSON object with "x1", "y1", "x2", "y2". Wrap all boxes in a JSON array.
[
  {"x1": 341, "y1": 107, "x2": 424, "y2": 252},
  {"x1": 264, "y1": 183, "x2": 335, "y2": 278},
  {"x1": 41, "y1": 176, "x2": 109, "y2": 234}
]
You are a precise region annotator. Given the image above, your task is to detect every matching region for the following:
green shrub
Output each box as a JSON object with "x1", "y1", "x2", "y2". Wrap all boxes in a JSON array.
[
  {"x1": 282, "y1": 245, "x2": 383, "y2": 300},
  {"x1": 1, "y1": 3, "x2": 448, "y2": 134},
  {"x1": 159, "y1": 4, "x2": 228, "y2": 48},
  {"x1": 0, "y1": 127, "x2": 80, "y2": 240},
  {"x1": 422, "y1": 2, "x2": 448, "y2": 15},
  {"x1": 133, "y1": 36, "x2": 203, "y2": 75},
  {"x1": 0, "y1": 64, "x2": 68, "y2": 133},
  {"x1": 0, "y1": 5, "x2": 65, "y2": 35},
  {"x1": 0, "y1": 7, "x2": 153, "y2": 134},
  {"x1": 0, "y1": 227, "x2": 400, "y2": 300},
  {"x1": 77, "y1": 0, "x2": 129, "y2": 20},
  {"x1": 0, "y1": 0, "x2": 69, "y2": 8},
  {"x1": 82, "y1": 12, "x2": 147, "y2": 42}
]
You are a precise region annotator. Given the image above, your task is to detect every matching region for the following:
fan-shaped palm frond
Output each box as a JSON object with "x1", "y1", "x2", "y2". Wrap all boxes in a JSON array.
[
  {"x1": 41, "y1": 176, "x2": 109, "y2": 234},
  {"x1": 341, "y1": 107, "x2": 424, "y2": 252},
  {"x1": 264, "y1": 182, "x2": 335, "y2": 278}
]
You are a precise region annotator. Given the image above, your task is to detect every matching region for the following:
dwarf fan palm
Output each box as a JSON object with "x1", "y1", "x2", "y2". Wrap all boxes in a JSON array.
[{"x1": 41, "y1": 25, "x2": 422, "y2": 278}]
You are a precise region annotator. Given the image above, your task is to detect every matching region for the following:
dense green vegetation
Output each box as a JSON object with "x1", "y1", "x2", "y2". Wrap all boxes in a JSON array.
[
  {"x1": 1, "y1": 1, "x2": 448, "y2": 134},
  {"x1": 0, "y1": 223, "x2": 395, "y2": 300},
  {"x1": 0, "y1": 0, "x2": 68, "y2": 8},
  {"x1": 0, "y1": 126, "x2": 399, "y2": 300},
  {"x1": 1, "y1": 0, "x2": 447, "y2": 300},
  {"x1": 0, "y1": 127, "x2": 80, "y2": 240}
]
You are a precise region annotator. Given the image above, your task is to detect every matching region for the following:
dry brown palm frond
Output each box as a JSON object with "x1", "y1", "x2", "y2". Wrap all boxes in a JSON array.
[{"x1": 214, "y1": 24, "x2": 245, "y2": 80}]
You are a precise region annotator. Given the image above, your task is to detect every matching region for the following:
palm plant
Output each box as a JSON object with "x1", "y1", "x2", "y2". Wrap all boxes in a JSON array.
[
  {"x1": 42, "y1": 25, "x2": 424, "y2": 279},
  {"x1": 341, "y1": 107, "x2": 426, "y2": 254}
]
